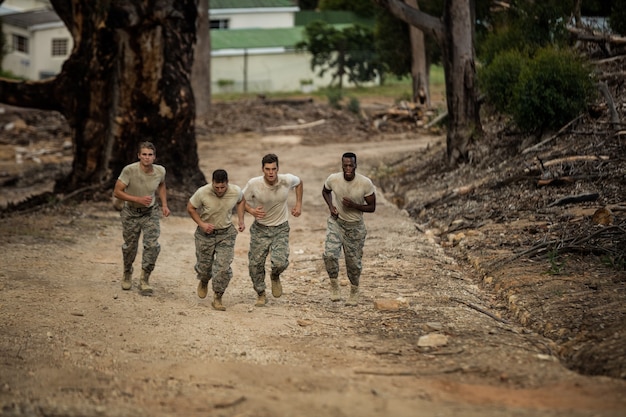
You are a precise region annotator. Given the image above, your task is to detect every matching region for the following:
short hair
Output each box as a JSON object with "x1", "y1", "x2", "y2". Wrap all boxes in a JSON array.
[
  {"x1": 138, "y1": 141, "x2": 156, "y2": 154},
  {"x1": 262, "y1": 153, "x2": 279, "y2": 167},
  {"x1": 342, "y1": 152, "x2": 357, "y2": 164},
  {"x1": 212, "y1": 169, "x2": 228, "y2": 183}
]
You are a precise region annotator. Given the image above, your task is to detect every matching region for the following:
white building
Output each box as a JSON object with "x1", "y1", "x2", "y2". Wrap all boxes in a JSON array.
[
  {"x1": 1, "y1": 0, "x2": 369, "y2": 92},
  {"x1": 210, "y1": 0, "x2": 298, "y2": 29},
  {"x1": 1, "y1": 7, "x2": 71, "y2": 80}
]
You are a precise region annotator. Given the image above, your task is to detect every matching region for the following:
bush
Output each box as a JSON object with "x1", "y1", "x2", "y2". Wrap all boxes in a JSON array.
[
  {"x1": 347, "y1": 96, "x2": 360, "y2": 114},
  {"x1": 478, "y1": 49, "x2": 527, "y2": 112},
  {"x1": 610, "y1": 0, "x2": 626, "y2": 36},
  {"x1": 478, "y1": 27, "x2": 529, "y2": 66},
  {"x1": 325, "y1": 87, "x2": 343, "y2": 109},
  {"x1": 511, "y1": 48, "x2": 595, "y2": 133}
]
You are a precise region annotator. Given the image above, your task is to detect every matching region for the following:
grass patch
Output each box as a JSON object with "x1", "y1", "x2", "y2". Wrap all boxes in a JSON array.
[{"x1": 213, "y1": 65, "x2": 446, "y2": 103}]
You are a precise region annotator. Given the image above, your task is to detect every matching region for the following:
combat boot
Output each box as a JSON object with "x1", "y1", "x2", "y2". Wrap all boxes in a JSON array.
[
  {"x1": 212, "y1": 292, "x2": 226, "y2": 311},
  {"x1": 345, "y1": 284, "x2": 359, "y2": 306},
  {"x1": 121, "y1": 270, "x2": 132, "y2": 290},
  {"x1": 329, "y1": 278, "x2": 340, "y2": 302},
  {"x1": 197, "y1": 280, "x2": 208, "y2": 299},
  {"x1": 139, "y1": 270, "x2": 153, "y2": 296},
  {"x1": 271, "y1": 276, "x2": 283, "y2": 298},
  {"x1": 255, "y1": 291, "x2": 267, "y2": 307}
]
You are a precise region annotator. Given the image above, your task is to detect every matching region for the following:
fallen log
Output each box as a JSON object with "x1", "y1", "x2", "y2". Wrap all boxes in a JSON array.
[
  {"x1": 541, "y1": 155, "x2": 610, "y2": 167},
  {"x1": 424, "y1": 111, "x2": 448, "y2": 129},
  {"x1": 567, "y1": 26, "x2": 626, "y2": 47},
  {"x1": 525, "y1": 155, "x2": 610, "y2": 174},
  {"x1": 547, "y1": 192, "x2": 599, "y2": 207},
  {"x1": 264, "y1": 119, "x2": 326, "y2": 132}
]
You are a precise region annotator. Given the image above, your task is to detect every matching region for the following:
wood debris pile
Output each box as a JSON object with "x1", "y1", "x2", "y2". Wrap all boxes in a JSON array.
[{"x1": 367, "y1": 100, "x2": 443, "y2": 132}]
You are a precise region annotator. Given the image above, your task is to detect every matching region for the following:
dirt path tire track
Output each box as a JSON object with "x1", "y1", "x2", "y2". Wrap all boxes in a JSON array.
[{"x1": 1, "y1": 133, "x2": 625, "y2": 417}]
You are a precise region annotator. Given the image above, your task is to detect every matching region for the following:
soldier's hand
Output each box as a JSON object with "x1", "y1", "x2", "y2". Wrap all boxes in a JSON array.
[
  {"x1": 138, "y1": 195, "x2": 153, "y2": 207},
  {"x1": 253, "y1": 206, "x2": 266, "y2": 220}
]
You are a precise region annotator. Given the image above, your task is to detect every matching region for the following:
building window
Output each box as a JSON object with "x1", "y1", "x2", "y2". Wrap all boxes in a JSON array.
[
  {"x1": 51, "y1": 38, "x2": 68, "y2": 56},
  {"x1": 12, "y1": 34, "x2": 29, "y2": 53},
  {"x1": 210, "y1": 19, "x2": 229, "y2": 29}
]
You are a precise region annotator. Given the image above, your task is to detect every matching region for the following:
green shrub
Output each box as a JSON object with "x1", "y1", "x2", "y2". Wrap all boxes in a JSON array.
[
  {"x1": 217, "y1": 79, "x2": 234, "y2": 87},
  {"x1": 0, "y1": 69, "x2": 25, "y2": 80},
  {"x1": 347, "y1": 96, "x2": 360, "y2": 114},
  {"x1": 511, "y1": 48, "x2": 595, "y2": 133},
  {"x1": 478, "y1": 27, "x2": 529, "y2": 66},
  {"x1": 325, "y1": 87, "x2": 343, "y2": 109},
  {"x1": 610, "y1": 0, "x2": 626, "y2": 36},
  {"x1": 478, "y1": 49, "x2": 527, "y2": 112}
]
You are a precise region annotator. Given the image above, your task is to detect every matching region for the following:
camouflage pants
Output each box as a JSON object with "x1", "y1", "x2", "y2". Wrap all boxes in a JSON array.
[
  {"x1": 323, "y1": 217, "x2": 367, "y2": 286},
  {"x1": 121, "y1": 205, "x2": 161, "y2": 274},
  {"x1": 194, "y1": 225, "x2": 237, "y2": 294},
  {"x1": 248, "y1": 221, "x2": 290, "y2": 294}
]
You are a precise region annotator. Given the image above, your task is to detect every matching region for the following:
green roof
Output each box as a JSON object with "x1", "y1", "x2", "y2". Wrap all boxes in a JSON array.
[
  {"x1": 210, "y1": 0, "x2": 297, "y2": 9},
  {"x1": 211, "y1": 26, "x2": 305, "y2": 50}
]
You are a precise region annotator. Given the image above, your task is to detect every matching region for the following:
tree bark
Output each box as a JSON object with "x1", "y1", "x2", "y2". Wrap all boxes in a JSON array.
[
  {"x1": 441, "y1": 0, "x2": 481, "y2": 165},
  {"x1": 192, "y1": 0, "x2": 211, "y2": 117},
  {"x1": 376, "y1": 0, "x2": 481, "y2": 165},
  {"x1": 0, "y1": 0, "x2": 206, "y2": 194},
  {"x1": 406, "y1": 0, "x2": 430, "y2": 106}
]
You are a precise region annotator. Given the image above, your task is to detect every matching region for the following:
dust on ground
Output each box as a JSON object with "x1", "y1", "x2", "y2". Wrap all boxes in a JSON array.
[{"x1": 0, "y1": 92, "x2": 625, "y2": 417}]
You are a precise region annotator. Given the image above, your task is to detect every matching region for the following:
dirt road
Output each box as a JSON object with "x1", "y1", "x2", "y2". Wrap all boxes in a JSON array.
[{"x1": 1, "y1": 131, "x2": 625, "y2": 417}]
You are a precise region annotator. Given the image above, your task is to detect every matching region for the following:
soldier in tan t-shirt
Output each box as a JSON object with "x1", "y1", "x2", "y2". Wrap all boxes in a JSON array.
[
  {"x1": 243, "y1": 153, "x2": 303, "y2": 307},
  {"x1": 114, "y1": 141, "x2": 171, "y2": 295},
  {"x1": 322, "y1": 152, "x2": 376, "y2": 306},
  {"x1": 187, "y1": 169, "x2": 246, "y2": 311}
]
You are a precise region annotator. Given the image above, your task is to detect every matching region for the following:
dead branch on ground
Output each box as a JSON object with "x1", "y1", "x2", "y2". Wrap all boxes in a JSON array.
[
  {"x1": 488, "y1": 221, "x2": 626, "y2": 273},
  {"x1": 450, "y1": 297, "x2": 510, "y2": 324},
  {"x1": 547, "y1": 192, "x2": 599, "y2": 207},
  {"x1": 522, "y1": 115, "x2": 584, "y2": 154}
]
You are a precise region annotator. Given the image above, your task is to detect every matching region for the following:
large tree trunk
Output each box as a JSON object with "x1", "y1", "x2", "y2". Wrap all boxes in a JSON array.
[
  {"x1": 406, "y1": 0, "x2": 430, "y2": 106},
  {"x1": 192, "y1": 0, "x2": 211, "y2": 117},
  {"x1": 376, "y1": 0, "x2": 481, "y2": 165},
  {"x1": 441, "y1": 0, "x2": 481, "y2": 165},
  {"x1": 0, "y1": 0, "x2": 206, "y2": 194}
]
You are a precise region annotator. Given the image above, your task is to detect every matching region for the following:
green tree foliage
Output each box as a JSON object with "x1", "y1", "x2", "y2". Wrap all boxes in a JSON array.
[
  {"x1": 478, "y1": 2, "x2": 602, "y2": 134},
  {"x1": 511, "y1": 47, "x2": 595, "y2": 133},
  {"x1": 610, "y1": 0, "x2": 626, "y2": 35},
  {"x1": 477, "y1": 0, "x2": 576, "y2": 64},
  {"x1": 477, "y1": 49, "x2": 527, "y2": 112},
  {"x1": 296, "y1": 21, "x2": 381, "y2": 88},
  {"x1": 373, "y1": 2, "x2": 441, "y2": 83},
  {"x1": 581, "y1": 0, "x2": 615, "y2": 15},
  {"x1": 374, "y1": 8, "x2": 410, "y2": 80},
  {"x1": 318, "y1": 0, "x2": 376, "y2": 17},
  {"x1": 298, "y1": 0, "x2": 319, "y2": 10}
]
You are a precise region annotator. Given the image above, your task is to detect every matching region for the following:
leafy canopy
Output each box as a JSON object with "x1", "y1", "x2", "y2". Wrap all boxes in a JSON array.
[{"x1": 296, "y1": 21, "x2": 381, "y2": 88}]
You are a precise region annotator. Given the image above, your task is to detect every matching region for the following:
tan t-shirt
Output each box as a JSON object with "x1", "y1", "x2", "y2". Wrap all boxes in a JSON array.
[
  {"x1": 118, "y1": 162, "x2": 166, "y2": 209},
  {"x1": 324, "y1": 172, "x2": 376, "y2": 222},
  {"x1": 243, "y1": 173, "x2": 300, "y2": 226},
  {"x1": 189, "y1": 184, "x2": 243, "y2": 229}
]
